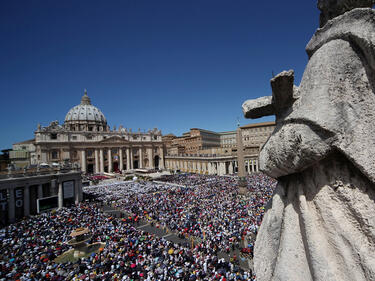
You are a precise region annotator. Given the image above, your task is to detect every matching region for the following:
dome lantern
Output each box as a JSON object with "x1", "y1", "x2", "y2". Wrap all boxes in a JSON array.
[{"x1": 80, "y1": 89, "x2": 91, "y2": 105}]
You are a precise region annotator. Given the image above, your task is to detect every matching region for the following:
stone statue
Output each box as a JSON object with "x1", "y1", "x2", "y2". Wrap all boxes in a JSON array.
[{"x1": 242, "y1": 2, "x2": 375, "y2": 281}]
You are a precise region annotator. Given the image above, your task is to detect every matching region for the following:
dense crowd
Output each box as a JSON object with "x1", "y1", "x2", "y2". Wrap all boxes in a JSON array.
[
  {"x1": 84, "y1": 174, "x2": 276, "y2": 258},
  {"x1": 0, "y1": 173, "x2": 276, "y2": 281}
]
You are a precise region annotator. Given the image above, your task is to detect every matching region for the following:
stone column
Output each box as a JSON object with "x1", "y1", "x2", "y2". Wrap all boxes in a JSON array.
[
  {"x1": 95, "y1": 149, "x2": 99, "y2": 173},
  {"x1": 130, "y1": 148, "x2": 134, "y2": 169},
  {"x1": 219, "y1": 162, "x2": 225, "y2": 176},
  {"x1": 99, "y1": 149, "x2": 104, "y2": 173},
  {"x1": 37, "y1": 184, "x2": 43, "y2": 199},
  {"x1": 139, "y1": 147, "x2": 143, "y2": 168},
  {"x1": 119, "y1": 148, "x2": 124, "y2": 171},
  {"x1": 24, "y1": 185, "x2": 30, "y2": 217},
  {"x1": 255, "y1": 159, "x2": 259, "y2": 172},
  {"x1": 197, "y1": 162, "x2": 201, "y2": 174},
  {"x1": 208, "y1": 162, "x2": 212, "y2": 175},
  {"x1": 74, "y1": 180, "x2": 79, "y2": 204},
  {"x1": 81, "y1": 150, "x2": 86, "y2": 173},
  {"x1": 147, "y1": 147, "x2": 153, "y2": 168},
  {"x1": 159, "y1": 147, "x2": 164, "y2": 169},
  {"x1": 108, "y1": 149, "x2": 112, "y2": 172},
  {"x1": 8, "y1": 188, "x2": 15, "y2": 223},
  {"x1": 229, "y1": 161, "x2": 233, "y2": 174},
  {"x1": 126, "y1": 148, "x2": 131, "y2": 170},
  {"x1": 58, "y1": 182, "x2": 63, "y2": 209},
  {"x1": 77, "y1": 180, "x2": 83, "y2": 203}
]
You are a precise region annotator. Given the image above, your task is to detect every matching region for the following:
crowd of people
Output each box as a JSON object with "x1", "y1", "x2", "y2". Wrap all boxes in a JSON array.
[
  {"x1": 85, "y1": 174, "x2": 276, "y2": 255},
  {"x1": 0, "y1": 173, "x2": 276, "y2": 280}
]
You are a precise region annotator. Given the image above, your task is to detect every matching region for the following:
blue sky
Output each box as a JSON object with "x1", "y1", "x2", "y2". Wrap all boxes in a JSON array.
[{"x1": 0, "y1": 0, "x2": 321, "y2": 149}]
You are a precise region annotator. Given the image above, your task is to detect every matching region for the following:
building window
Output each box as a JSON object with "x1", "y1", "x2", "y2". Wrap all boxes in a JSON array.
[
  {"x1": 154, "y1": 136, "x2": 157, "y2": 140},
  {"x1": 50, "y1": 133, "x2": 57, "y2": 140},
  {"x1": 87, "y1": 135, "x2": 93, "y2": 140},
  {"x1": 51, "y1": 150, "x2": 59, "y2": 159},
  {"x1": 72, "y1": 136, "x2": 77, "y2": 140}
]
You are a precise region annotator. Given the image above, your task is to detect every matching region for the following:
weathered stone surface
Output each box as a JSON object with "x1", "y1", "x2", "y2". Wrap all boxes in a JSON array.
[
  {"x1": 255, "y1": 154, "x2": 375, "y2": 281},
  {"x1": 242, "y1": 6, "x2": 375, "y2": 281},
  {"x1": 270, "y1": 70, "x2": 296, "y2": 120},
  {"x1": 317, "y1": 0, "x2": 374, "y2": 28},
  {"x1": 242, "y1": 96, "x2": 274, "y2": 119}
]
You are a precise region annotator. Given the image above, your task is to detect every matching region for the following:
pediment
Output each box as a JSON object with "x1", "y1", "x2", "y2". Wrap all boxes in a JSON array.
[{"x1": 99, "y1": 136, "x2": 128, "y2": 144}]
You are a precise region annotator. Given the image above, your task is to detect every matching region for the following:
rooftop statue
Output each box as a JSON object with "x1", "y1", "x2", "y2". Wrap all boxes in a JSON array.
[{"x1": 242, "y1": 1, "x2": 375, "y2": 280}]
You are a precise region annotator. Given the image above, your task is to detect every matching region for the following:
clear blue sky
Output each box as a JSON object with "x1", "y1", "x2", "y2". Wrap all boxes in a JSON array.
[{"x1": 0, "y1": 0, "x2": 321, "y2": 150}]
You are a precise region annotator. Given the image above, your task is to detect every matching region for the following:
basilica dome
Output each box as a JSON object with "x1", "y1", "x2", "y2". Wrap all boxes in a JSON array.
[{"x1": 64, "y1": 90, "x2": 107, "y2": 131}]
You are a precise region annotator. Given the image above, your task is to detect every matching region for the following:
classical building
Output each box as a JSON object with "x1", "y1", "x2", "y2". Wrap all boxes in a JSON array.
[
  {"x1": 34, "y1": 90, "x2": 164, "y2": 173},
  {"x1": 241, "y1": 121, "x2": 275, "y2": 147},
  {"x1": 165, "y1": 128, "x2": 221, "y2": 155},
  {"x1": 164, "y1": 121, "x2": 275, "y2": 175},
  {"x1": 0, "y1": 167, "x2": 82, "y2": 225},
  {"x1": 9, "y1": 139, "x2": 37, "y2": 169},
  {"x1": 164, "y1": 122, "x2": 275, "y2": 157},
  {"x1": 0, "y1": 150, "x2": 10, "y2": 172}
]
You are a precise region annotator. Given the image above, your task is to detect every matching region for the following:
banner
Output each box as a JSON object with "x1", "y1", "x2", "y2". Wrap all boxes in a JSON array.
[
  {"x1": 0, "y1": 189, "x2": 8, "y2": 226},
  {"x1": 37, "y1": 196, "x2": 58, "y2": 213},
  {"x1": 14, "y1": 188, "x2": 24, "y2": 219},
  {"x1": 63, "y1": 181, "x2": 74, "y2": 199}
]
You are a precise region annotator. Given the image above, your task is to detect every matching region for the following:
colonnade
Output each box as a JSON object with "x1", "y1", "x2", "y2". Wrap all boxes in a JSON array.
[
  {"x1": 165, "y1": 158, "x2": 259, "y2": 176},
  {"x1": 80, "y1": 146, "x2": 164, "y2": 173}
]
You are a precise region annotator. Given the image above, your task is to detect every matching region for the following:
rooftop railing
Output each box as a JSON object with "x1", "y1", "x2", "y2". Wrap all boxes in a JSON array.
[{"x1": 0, "y1": 166, "x2": 81, "y2": 179}]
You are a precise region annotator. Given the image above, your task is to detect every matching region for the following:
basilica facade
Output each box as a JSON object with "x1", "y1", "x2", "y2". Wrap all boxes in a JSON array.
[{"x1": 34, "y1": 90, "x2": 164, "y2": 173}]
